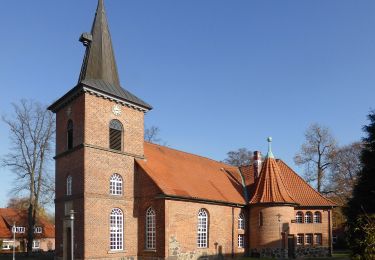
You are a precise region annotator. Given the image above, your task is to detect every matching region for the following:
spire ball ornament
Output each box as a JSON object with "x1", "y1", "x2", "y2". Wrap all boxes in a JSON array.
[{"x1": 266, "y1": 136, "x2": 275, "y2": 159}]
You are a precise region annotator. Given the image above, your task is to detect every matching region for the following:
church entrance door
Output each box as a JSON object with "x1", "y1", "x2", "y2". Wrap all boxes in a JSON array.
[{"x1": 288, "y1": 234, "x2": 295, "y2": 258}]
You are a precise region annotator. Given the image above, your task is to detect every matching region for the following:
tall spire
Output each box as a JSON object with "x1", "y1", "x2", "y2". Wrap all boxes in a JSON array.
[
  {"x1": 48, "y1": 0, "x2": 152, "y2": 112},
  {"x1": 78, "y1": 0, "x2": 120, "y2": 87}
]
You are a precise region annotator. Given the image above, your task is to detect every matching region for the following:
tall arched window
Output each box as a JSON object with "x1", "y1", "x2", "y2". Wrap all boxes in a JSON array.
[
  {"x1": 197, "y1": 209, "x2": 208, "y2": 248},
  {"x1": 109, "y1": 120, "x2": 123, "y2": 151},
  {"x1": 259, "y1": 211, "x2": 263, "y2": 227},
  {"x1": 238, "y1": 213, "x2": 245, "y2": 230},
  {"x1": 314, "y1": 211, "x2": 322, "y2": 223},
  {"x1": 110, "y1": 174, "x2": 123, "y2": 195},
  {"x1": 296, "y1": 211, "x2": 303, "y2": 223},
  {"x1": 146, "y1": 207, "x2": 156, "y2": 250},
  {"x1": 305, "y1": 211, "x2": 313, "y2": 223},
  {"x1": 110, "y1": 208, "x2": 123, "y2": 251},
  {"x1": 66, "y1": 175, "x2": 72, "y2": 196},
  {"x1": 67, "y1": 120, "x2": 73, "y2": 150}
]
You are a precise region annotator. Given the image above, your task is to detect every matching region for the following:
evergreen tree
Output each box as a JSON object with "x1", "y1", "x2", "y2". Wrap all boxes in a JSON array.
[{"x1": 345, "y1": 111, "x2": 375, "y2": 259}]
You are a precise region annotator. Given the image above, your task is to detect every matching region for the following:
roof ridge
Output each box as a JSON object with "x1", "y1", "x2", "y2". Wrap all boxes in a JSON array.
[
  {"x1": 144, "y1": 141, "x2": 238, "y2": 169},
  {"x1": 276, "y1": 160, "x2": 337, "y2": 206}
]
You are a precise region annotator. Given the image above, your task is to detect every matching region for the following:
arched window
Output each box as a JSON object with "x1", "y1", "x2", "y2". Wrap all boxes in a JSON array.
[
  {"x1": 110, "y1": 174, "x2": 123, "y2": 195},
  {"x1": 296, "y1": 211, "x2": 303, "y2": 223},
  {"x1": 110, "y1": 208, "x2": 123, "y2": 251},
  {"x1": 305, "y1": 211, "x2": 313, "y2": 223},
  {"x1": 67, "y1": 120, "x2": 73, "y2": 150},
  {"x1": 238, "y1": 212, "x2": 245, "y2": 230},
  {"x1": 66, "y1": 175, "x2": 72, "y2": 196},
  {"x1": 314, "y1": 211, "x2": 322, "y2": 223},
  {"x1": 146, "y1": 207, "x2": 156, "y2": 250},
  {"x1": 109, "y1": 120, "x2": 123, "y2": 151},
  {"x1": 259, "y1": 211, "x2": 263, "y2": 227},
  {"x1": 197, "y1": 209, "x2": 208, "y2": 248}
]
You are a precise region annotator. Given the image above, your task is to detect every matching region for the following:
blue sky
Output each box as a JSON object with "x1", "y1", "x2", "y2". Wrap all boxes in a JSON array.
[{"x1": 0, "y1": 0, "x2": 374, "y2": 208}]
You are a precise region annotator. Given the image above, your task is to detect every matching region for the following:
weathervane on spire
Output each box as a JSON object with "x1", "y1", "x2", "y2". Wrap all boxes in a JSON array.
[{"x1": 267, "y1": 136, "x2": 275, "y2": 159}]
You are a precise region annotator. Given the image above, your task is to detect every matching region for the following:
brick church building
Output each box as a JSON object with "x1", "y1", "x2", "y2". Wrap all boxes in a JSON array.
[{"x1": 49, "y1": 1, "x2": 336, "y2": 259}]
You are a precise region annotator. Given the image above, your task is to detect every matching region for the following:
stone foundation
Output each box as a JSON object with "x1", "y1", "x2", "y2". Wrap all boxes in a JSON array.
[
  {"x1": 250, "y1": 246, "x2": 329, "y2": 258},
  {"x1": 295, "y1": 246, "x2": 330, "y2": 258},
  {"x1": 250, "y1": 248, "x2": 288, "y2": 258}
]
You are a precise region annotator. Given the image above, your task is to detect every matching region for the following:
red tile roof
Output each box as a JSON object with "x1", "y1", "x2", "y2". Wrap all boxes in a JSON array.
[
  {"x1": 241, "y1": 160, "x2": 336, "y2": 207},
  {"x1": 0, "y1": 208, "x2": 55, "y2": 239},
  {"x1": 138, "y1": 143, "x2": 336, "y2": 207},
  {"x1": 249, "y1": 157, "x2": 296, "y2": 205},
  {"x1": 137, "y1": 142, "x2": 246, "y2": 205},
  {"x1": 277, "y1": 161, "x2": 336, "y2": 207}
]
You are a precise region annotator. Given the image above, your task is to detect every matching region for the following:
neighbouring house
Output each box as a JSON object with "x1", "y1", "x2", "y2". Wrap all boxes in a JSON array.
[
  {"x1": 48, "y1": 1, "x2": 336, "y2": 259},
  {"x1": 0, "y1": 208, "x2": 55, "y2": 252}
]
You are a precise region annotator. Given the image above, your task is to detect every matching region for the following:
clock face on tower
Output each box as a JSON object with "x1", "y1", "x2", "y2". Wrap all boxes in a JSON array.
[{"x1": 112, "y1": 104, "x2": 122, "y2": 116}]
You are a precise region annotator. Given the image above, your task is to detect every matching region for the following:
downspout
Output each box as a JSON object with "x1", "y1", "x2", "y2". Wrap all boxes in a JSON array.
[
  {"x1": 328, "y1": 209, "x2": 332, "y2": 256},
  {"x1": 232, "y1": 207, "x2": 234, "y2": 258}
]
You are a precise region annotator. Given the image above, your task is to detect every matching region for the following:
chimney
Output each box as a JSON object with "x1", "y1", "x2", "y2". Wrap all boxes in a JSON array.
[{"x1": 253, "y1": 151, "x2": 262, "y2": 178}]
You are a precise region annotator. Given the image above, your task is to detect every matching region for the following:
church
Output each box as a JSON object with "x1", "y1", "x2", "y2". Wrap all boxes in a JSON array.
[{"x1": 48, "y1": 1, "x2": 336, "y2": 259}]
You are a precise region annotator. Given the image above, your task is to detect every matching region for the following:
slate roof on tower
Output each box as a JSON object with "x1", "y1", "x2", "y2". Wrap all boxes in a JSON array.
[{"x1": 48, "y1": 0, "x2": 152, "y2": 112}]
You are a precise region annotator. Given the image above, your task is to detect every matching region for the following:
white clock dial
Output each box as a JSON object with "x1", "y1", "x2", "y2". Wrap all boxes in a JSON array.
[{"x1": 112, "y1": 104, "x2": 122, "y2": 116}]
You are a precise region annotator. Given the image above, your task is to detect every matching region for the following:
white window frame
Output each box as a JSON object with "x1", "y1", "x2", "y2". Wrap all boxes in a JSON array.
[
  {"x1": 296, "y1": 234, "x2": 304, "y2": 245},
  {"x1": 238, "y1": 213, "x2": 245, "y2": 230},
  {"x1": 2, "y1": 241, "x2": 13, "y2": 250},
  {"x1": 313, "y1": 211, "x2": 322, "y2": 223},
  {"x1": 305, "y1": 212, "x2": 313, "y2": 223},
  {"x1": 296, "y1": 211, "x2": 303, "y2": 223},
  {"x1": 110, "y1": 174, "x2": 123, "y2": 195},
  {"x1": 145, "y1": 207, "x2": 156, "y2": 250},
  {"x1": 12, "y1": 226, "x2": 25, "y2": 233},
  {"x1": 197, "y1": 209, "x2": 208, "y2": 248},
  {"x1": 305, "y1": 233, "x2": 313, "y2": 245},
  {"x1": 238, "y1": 234, "x2": 244, "y2": 248},
  {"x1": 34, "y1": 227, "x2": 42, "y2": 234},
  {"x1": 110, "y1": 208, "x2": 124, "y2": 251},
  {"x1": 32, "y1": 240, "x2": 40, "y2": 249},
  {"x1": 315, "y1": 233, "x2": 322, "y2": 245},
  {"x1": 66, "y1": 175, "x2": 72, "y2": 196}
]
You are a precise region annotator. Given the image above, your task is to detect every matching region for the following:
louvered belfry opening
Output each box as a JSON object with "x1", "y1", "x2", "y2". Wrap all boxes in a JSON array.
[
  {"x1": 109, "y1": 120, "x2": 123, "y2": 151},
  {"x1": 67, "y1": 120, "x2": 73, "y2": 150}
]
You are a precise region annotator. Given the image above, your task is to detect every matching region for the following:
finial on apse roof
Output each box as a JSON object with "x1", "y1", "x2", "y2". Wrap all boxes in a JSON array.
[{"x1": 267, "y1": 137, "x2": 275, "y2": 159}]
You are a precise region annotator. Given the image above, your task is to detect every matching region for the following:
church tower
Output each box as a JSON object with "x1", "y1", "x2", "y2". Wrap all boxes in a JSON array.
[{"x1": 49, "y1": 1, "x2": 152, "y2": 259}]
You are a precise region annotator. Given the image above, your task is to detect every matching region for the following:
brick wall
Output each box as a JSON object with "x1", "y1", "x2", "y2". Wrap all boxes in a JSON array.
[
  {"x1": 290, "y1": 209, "x2": 331, "y2": 247},
  {"x1": 54, "y1": 92, "x2": 145, "y2": 260},
  {"x1": 249, "y1": 205, "x2": 295, "y2": 249},
  {"x1": 165, "y1": 200, "x2": 246, "y2": 259}
]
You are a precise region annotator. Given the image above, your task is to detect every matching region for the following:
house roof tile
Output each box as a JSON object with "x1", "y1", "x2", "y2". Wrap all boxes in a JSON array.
[{"x1": 0, "y1": 208, "x2": 55, "y2": 239}]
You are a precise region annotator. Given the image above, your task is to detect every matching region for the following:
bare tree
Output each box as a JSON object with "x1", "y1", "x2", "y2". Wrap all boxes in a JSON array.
[
  {"x1": 294, "y1": 123, "x2": 337, "y2": 193},
  {"x1": 224, "y1": 148, "x2": 253, "y2": 166},
  {"x1": 328, "y1": 142, "x2": 362, "y2": 204},
  {"x1": 145, "y1": 126, "x2": 162, "y2": 144},
  {"x1": 2, "y1": 100, "x2": 55, "y2": 255}
]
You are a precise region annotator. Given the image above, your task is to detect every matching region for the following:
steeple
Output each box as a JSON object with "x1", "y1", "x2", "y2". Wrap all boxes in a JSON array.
[
  {"x1": 79, "y1": 0, "x2": 120, "y2": 86},
  {"x1": 249, "y1": 138, "x2": 297, "y2": 205},
  {"x1": 49, "y1": 0, "x2": 152, "y2": 112}
]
